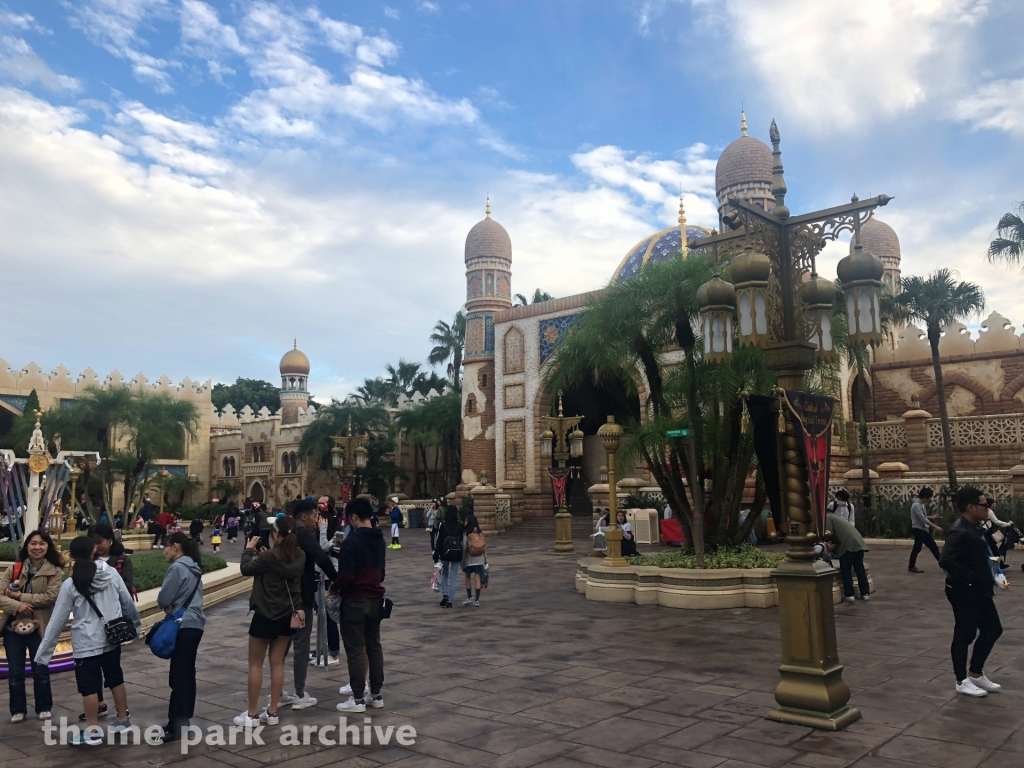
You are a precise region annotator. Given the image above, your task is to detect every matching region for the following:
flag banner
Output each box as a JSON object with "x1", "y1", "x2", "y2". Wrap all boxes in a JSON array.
[
  {"x1": 547, "y1": 466, "x2": 571, "y2": 509},
  {"x1": 781, "y1": 390, "x2": 835, "y2": 538},
  {"x1": 745, "y1": 394, "x2": 784, "y2": 536},
  {"x1": 339, "y1": 481, "x2": 353, "y2": 504}
]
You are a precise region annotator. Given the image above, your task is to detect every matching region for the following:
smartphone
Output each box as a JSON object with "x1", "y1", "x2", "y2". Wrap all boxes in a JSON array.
[{"x1": 334, "y1": 531, "x2": 345, "y2": 543}]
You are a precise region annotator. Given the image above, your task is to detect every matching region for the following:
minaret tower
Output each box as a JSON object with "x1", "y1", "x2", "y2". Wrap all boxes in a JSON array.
[
  {"x1": 279, "y1": 340, "x2": 310, "y2": 425},
  {"x1": 460, "y1": 198, "x2": 512, "y2": 486}
]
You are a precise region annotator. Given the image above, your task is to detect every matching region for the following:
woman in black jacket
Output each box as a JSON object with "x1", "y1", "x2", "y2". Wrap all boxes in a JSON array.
[{"x1": 432, "y1": 506, "x2": 464, "y2": 608}]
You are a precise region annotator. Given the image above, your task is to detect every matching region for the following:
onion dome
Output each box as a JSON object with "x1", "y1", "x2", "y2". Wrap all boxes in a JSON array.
[
  {"x1": 612, "y1": 224, "x2": 713, "y2": 283},
  {"x1": 837, "y1": 245, "x2": 884, "y2": 284},
  {"x1": 465, "y1": 199, "x2": 512, "y2": 265},
  {"x1": 729, "y1": 248, "x2": 771, "y2": 285},
  {"x1": 697, "y1": 273, "x2": 737, "y2": 309},
  {"x1": 800, "y1": 273, "x2": 837, "y2": 307},
  {"x1": 280, "y1": 341, "x2": 310, "y2": 375},
  {"x1": 715, "y1": 136, "x2": 773, "y2": 201},
  {"x1": 850, "y1": 213, "x2": 900, "y2": 264}
]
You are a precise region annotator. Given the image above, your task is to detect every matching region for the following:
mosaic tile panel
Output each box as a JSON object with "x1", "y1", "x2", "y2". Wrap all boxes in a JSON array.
[{"x1": 539, "y1": 314, "x2": 577, "y2": 366}]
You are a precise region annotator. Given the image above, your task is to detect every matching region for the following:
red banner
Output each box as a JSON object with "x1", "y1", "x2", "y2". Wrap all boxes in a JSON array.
[
  {"x1": 339, "y1": 480, "x2": 353, "y2": 504},
  {"x1": 547, "y1": 467, "x2": 571, "y2": 509},
  {"x1": 782, "y1": 390, "x2": 835, "y2": 538}
]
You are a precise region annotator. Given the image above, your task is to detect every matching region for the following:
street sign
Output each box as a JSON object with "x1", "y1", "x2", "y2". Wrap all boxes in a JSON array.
[{"x1": 665, "y1": 429, "x2": 691, "y2": 438}]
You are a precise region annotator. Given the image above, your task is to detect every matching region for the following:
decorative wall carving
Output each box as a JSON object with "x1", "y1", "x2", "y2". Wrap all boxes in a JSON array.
[
  {"x1": 504, "y1": 419, "x2": 525, "y2": 482},
  {"x1": 504, "y1": 383, "x2": 525, "y2": 408},
  {"x1": 504, "y1": 327, "x2": 525, "y2": 374}
]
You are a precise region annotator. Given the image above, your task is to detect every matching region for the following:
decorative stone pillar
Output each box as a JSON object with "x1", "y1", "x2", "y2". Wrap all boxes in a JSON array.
[
  {"x1": 470, "y1": 483, "x2": 497, "y2": 533},
  {"x1": 500, "y1": 481, "x2": 525, "y2": 523},
  {"x1": 587, "y1": 483, "x2": 610, "y2": 511},
  {"x1": 875, "y1": 462, "x2": 908, "y2": 480},
  {"x1": 1011, "y1": 465, "x2": 1024, "y2": 497},
  {"x1": 901, "y1": 404, "x2": 932, "y2": 472},
  {"x1": 842, "y1": 468, "x2": 878, "y2": 495}
]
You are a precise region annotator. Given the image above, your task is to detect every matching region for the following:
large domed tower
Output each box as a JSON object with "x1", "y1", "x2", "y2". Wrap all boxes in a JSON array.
[
  {"x1": 461, "y1": 198, "x2": 512, "y2": 486},
  {"x1": 853, "y1": 212, "x2": 901, "y2": 294},
  {"x1": 715, "y1": 111, "x2": 774, "y2": 229},
  {"x1": 279, "y1": 341, "x2": 310, "y2": 425}
]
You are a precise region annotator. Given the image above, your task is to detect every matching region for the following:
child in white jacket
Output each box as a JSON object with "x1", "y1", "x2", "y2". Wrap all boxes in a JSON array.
[{"x1": 35, "y1": 536, "x2": 141, "y2": 742}]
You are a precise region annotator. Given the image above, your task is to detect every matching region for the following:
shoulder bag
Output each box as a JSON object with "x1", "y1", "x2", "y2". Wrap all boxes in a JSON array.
[
  {"x1": 83, "y1": 591, "x2": 138, "y2": 645},
  {"x1": 145, "y1": 572, "x2": 202, "y2": 659},
  {"x1": 287, "y1": 581, "x2": 306, "y2": 630}
]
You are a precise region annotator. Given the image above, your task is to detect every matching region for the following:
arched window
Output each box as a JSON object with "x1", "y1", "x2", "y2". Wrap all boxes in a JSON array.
[
  {"x1": 230, "y1": 457, "x2": 236, "y2": 476},
  {"x1": 283, "y1": 453, "x2": 291, "y2": 474},
  {"x1": 223, "y1": 457, "x2": 230, "y2": 476},
  {"x1": 290, "y1": 452, "x2": 298, "y2": 473},
  {"x1": 504, "y1": 327, "x2": 524, "y2": 374}
]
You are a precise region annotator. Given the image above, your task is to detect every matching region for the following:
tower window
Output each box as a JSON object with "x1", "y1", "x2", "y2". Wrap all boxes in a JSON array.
[
  {"x1": 466, "y1": 394, "x2": 477, "y2": 415},
  {"x1": 481, "y1": 374, "x2": 488, "y2": 388}
]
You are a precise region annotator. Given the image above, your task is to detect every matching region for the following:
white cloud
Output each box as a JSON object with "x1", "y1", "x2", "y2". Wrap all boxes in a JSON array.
[
  {"x1": 417, "y1": 1, "x2": 441, "y2": 14},
  {"x1": 180, "y1": 0, "x2": 247, "y2": 77},
  {"x1": 955, "y1": 79, "x2": 1024, "y2": 135},
  {"x1": 674, "y1": 0, "x2": 991, "y2": 133},
  {"x1": 0, "y1": 35, "x2": 81, "y2": 91},
  {"x1": 70, "y1": 0, "x2": 176, "y2": 92},
  {"x1": 384, "y1": 7, "x2": 401, "y2": 20}
]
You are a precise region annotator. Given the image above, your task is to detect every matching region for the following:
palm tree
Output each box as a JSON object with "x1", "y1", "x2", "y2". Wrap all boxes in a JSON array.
[
  {"x1": 428, "y1": 311, "x2": 466, "y2": 388},
  {"x1": 513, "y1": 288, "x2": 554, "y2": 306},
  {"x1": 988, "y1": 202, "x2": 1024, "y2": 268},
  {"x1": 896, "y1": 270, "x2": 985, "y2": 491}
]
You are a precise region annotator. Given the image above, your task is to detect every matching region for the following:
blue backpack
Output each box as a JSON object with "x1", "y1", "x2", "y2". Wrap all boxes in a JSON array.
[{"x1": 145, "y1": 574, "x2": 201, "y2": 659}]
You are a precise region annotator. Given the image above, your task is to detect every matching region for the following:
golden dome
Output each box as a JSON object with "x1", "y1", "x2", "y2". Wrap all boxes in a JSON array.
[{"x1": 280, "y1": 341, "x2": 310, "y2": 375}]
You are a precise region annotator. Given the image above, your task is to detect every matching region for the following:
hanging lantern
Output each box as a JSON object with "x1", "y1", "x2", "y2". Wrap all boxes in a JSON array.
[
  {"x1": 599, "y1": 465, "x2": 608, "y2": 483},
  {"x1": 836, "y1": 244, "x2": 884, "y2": 347},
  {"x1": 730, "y1": 248, "x2": 771, "y2": 348},
  {"x1": 331, "y1": 444, "x2": 345, "y2": 469},
  {"x1": 800, "y1": 272, "x2": 838, "y2": 362},
  {"x1": 354, "y1": 445, "x2": 368, "y2": 469},
  {"x1": 540, "y1": 429, "x2": 554, "y2": 457},
  {"x1": 570, "y1": 428, "x2": 584, "y2": 457},
  {"x1": 697, "y1": 272, "x2": 737, "y2": 364}
]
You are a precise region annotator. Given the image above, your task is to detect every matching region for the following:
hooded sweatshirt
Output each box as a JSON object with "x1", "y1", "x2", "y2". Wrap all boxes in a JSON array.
[
  {"x1": 157, "y1": 555, "x2": 206, "y2": 631},
  {"x1": 35, "y1": 559, "x2": 142, "y2": 667},
  {"x1": 332, "y1": 526, "x2": 386, "y2": 600}
]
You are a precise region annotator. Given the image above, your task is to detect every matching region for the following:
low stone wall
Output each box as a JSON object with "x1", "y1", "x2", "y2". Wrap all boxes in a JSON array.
[{"x1": 575, "y1": 561, "x2": 872, "y2": 610}]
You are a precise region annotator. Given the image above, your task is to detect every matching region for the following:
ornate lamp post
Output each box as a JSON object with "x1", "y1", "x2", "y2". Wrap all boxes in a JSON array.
[
  {"x1": 694, "y1": 120, "x2": 888, "y2": 731},
  {"x1": 540, "y1": 391, "x2": 584, "y2": 553},
  {"x1": 188, "y1": 473, "x2": 198, "y2": 507},
  {"x1": 331, "y1": 415, "x2": 369, "y2": 504},
  {"x1": 597, "y1": 416, "x2": 627, "y2": 566},
  {"x1": 155, "y1": 469, "x2": 172, "y2": 517}
]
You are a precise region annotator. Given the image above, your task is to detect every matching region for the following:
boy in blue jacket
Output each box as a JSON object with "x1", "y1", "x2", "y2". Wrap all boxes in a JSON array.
[{"x1": 387, "y1": 499, "x2": 402, "y2": 550}]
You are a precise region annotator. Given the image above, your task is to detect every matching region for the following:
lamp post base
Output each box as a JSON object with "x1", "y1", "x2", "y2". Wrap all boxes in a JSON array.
[
  {"x1": 603, "y1": 527, "x2": 628, "y2": 567},
  {"x1": 554, "y1": 510, "x2": 575, "y2": 553},
  {"x1": 769, "y1": 537, "x2": 859, "y2": 731}
]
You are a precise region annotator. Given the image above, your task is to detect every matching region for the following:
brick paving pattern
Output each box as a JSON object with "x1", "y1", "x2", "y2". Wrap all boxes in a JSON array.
[{"x1": 0, "y1": 528, "x2": 1020, "y2": 767}]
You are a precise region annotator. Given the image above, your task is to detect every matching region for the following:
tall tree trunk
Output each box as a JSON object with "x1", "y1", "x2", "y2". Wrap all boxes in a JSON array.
[
  {"x1": 856, "y1": 372, "x2": 872, "y2": 510},
  {"x1": 929, "y1": 328, "x2": 958, "y2": 491},
  {"x1": 684, "y1": 352, "x2": 705, "y2": 568}
]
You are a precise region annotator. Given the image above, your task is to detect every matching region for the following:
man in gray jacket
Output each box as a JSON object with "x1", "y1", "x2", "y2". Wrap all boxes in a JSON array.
[{"x1": 909, "y1": 487, "x2": 943, "y2": 573}]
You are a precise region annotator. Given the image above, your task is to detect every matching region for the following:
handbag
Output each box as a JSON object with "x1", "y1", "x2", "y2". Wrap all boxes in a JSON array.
[
  {"x1": 145, "y1": 573, "x2": 201, "y2": 659},
  {"x1": 83, "y1": 592, "x2": 138, "y2": 645},
  {"x1": 287, "y1": 582, "x2": 305, "y2": 630},
  {"x1": 380, "y1": 596, "x2": 394, "y2": 620},
  {"x1": 11, "y1": 618, "x2": 41, "y2": 636},
  {"x1": 325, "y1": 589, "x2": 342, "y2": 624}
]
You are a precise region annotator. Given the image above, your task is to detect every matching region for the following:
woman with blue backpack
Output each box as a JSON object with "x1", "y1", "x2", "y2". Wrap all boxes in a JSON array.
[{"x1": 156, "y1": 532, "x2": 205, "y2": 743}]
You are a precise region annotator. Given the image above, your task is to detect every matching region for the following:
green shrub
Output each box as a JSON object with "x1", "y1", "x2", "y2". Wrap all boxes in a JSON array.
[
  {"x1": 0, "y1": 542, "x2": 15, "y2": 561},
  {"x1": 130, "y1": 550, "x2": 227, "y2": 592},
  {"x1": 174, "y1": 504, "x2": 227, "y2": 521},
  {"x1": 628, "y1": 544, "x2": 786, "y2": 569}
]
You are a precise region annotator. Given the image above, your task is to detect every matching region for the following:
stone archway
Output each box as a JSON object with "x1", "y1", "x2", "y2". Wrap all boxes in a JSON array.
[{"x1": 249, "y1": 480, "x2": 265, "y2": 503}]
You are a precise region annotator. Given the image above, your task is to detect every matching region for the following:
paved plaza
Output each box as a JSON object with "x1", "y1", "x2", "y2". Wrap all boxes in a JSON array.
[{"x1": 0, "y1": 529, "x2": 1021, "y2": 768}]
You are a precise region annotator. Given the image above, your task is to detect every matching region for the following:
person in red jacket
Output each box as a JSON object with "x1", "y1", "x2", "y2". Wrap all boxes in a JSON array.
[
  {"x1": 330, "y1": 497, "x2": 386, "y2": 714},
  {"x1": 152, "y1": 509, "x2": 175, "y2": 549}
]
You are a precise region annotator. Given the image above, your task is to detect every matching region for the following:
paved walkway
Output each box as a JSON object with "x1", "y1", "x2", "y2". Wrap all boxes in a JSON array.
[{"x1": 0, "y1": 528, "x2": 1021, "y2": 768}]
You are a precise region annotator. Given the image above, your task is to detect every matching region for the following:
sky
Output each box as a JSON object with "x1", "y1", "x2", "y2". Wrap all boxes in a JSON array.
[{"x1": 0, "y1": 0, "x2": 1022, "y2": 402}]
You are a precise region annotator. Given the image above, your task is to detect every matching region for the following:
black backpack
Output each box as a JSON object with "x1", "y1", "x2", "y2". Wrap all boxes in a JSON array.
[{"x1": 440, "y1": 524, "x2": 463, "y2": 561}]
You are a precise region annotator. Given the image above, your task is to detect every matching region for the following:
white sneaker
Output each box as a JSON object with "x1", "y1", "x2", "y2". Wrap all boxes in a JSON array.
[
  {"x1": 291, "y1": 692, "x2": 317, "y2": 710},
  {"x1": 10, "y1": 713, "x2": 24, "y2": 723},
  {"x1": 258, "y1": 707, "x2": 279, "y2": 725},
  {"x1": 860, "y1": 594, "x2": 870, "y2": 601},
  {"x1": 463, "y1": 598, "x2": 474, "y2": 606},
  {"x1": 474, "y1": 600, "x2": 480, "y2": 606},
  {"x1": 956, "y1": 678, "x2": 988, "y2": 697},
  {"x1": 339, "y1": 683, "x2": 353, "y2": 696},
  {"x1": 38, "y1": 712, "x2": 51, "y2": 720},
  {"x1": 367, "y1": 694, "x2": 384, "y2": 709},
  {"x1": 971, "y1": 674, "x2": 1001, "y2": 692},
  {"x1": 336, "y1": 696, "x2": 366, "y2": 713},
  {"x1": 277, "y1": 690, "x2": 297, "y2": 704},
  {"x1": 843, "y1": 596, "x2": 855, "y2": 603},
  {"x1": 233, "y1": 711, "x2": 260, "y2": 726},
  {"x1": 327, "y1": 656, "x2": 341, "y2": 666}
]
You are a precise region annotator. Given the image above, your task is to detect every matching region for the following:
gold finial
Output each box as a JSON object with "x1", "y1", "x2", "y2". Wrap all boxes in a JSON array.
[
  {"x1": 678, "y1": 192, "x2": 688, "y2": 259},
  {"x1": 485, "y1": 195, "x2": 491, "y2": 218},
  {"x1": 557, "y1": 389, "x2": 564, "y2": 417},
  {"x1": 293, "y1": 338, "x2": 297, "y2": 350},
  {"x1": 741, "y1": 107, "x2": 747, "y2": 136}
]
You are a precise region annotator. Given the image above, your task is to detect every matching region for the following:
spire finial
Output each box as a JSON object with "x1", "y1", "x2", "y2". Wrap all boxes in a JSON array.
[
  {"x1": 293, "y1": 338, "x2": 297, "y2": 350},
  {"x1": 678, "y1": 190, "x2": 689, "y2": 259},
  {"x1": 740, "y1": 105, "x2": 747, "y2": 136},
  {"x1": 485, "y1": 195, "x2": 491, "y2": 218}
]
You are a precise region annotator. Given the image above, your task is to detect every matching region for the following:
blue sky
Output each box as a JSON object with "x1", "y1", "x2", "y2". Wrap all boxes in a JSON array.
[{"x1": 0, "y1": 0, "x2": 1021, "y2": 402}]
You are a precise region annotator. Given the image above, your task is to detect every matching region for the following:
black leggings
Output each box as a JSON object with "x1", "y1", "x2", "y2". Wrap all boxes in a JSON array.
[{"x1": 167, "y1": 628, "x2": 204, "y2": 734}]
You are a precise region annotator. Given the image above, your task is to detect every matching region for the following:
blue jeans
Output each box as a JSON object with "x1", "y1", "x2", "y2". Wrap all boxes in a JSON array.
[
  {"x1": 440, "y1": 561, "x2": 459, "y2": 599},
  {"x1": 4, "y1": 628, "x2": 52, "y2": 715}
]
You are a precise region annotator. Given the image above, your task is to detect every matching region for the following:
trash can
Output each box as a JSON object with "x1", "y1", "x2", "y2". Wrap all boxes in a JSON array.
[{"x1": 407, "y1": 508, "x2": 424, "y2": 529}]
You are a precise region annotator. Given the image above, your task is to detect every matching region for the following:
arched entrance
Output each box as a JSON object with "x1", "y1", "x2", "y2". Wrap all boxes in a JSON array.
[
  {"x1": 540, "y1": 377, "x2": 643, "y2": 516},
  {"x1": 249, "y1": 480, "x2": 265, "y2": 503}
]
